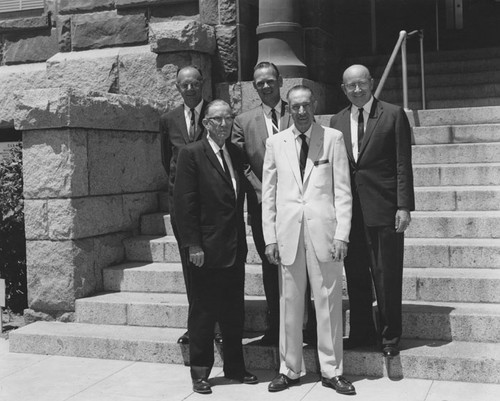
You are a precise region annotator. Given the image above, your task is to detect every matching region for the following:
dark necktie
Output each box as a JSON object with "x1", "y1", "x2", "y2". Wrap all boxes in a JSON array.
[
  {"x1": 357, "y1": 107, "x2": 364, "y2": 155},
  {"x1": 189, "y1": 108, "x2": 196, "y2": 141},
  {"x1": 219, "y1": 149, "x2": 232, "y2": 182},
  {"x1": 271, "y1": 108, "x2": 278, "y2": 134},
  {"x1": 299, "y1": 134, "x2": 308, "y2": 180}
]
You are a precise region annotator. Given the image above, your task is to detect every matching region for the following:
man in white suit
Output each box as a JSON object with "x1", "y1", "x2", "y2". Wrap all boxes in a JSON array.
[{"x1": 262, "y1": 85, "x2": 355, "y2": 395}]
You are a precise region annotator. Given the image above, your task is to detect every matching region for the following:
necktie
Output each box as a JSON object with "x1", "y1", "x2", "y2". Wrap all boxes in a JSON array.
[
  {"x1": 299, "y1": 134, "x2": 308, "y2": 180},
  {"x1": 357, "y1": 107, "x2": 364, "y2": 155},
  {"x1": 271, "y1": 108, "x2": 278, "y2": 134},
  {"x1": 189, "y1": 108, "x2": 196, "y2": 141},
  {"x1": 219, "y1": 149, "x2": 232, "y2": 182}
]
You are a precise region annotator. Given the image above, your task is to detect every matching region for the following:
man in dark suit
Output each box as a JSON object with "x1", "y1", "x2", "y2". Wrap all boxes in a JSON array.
[
  {"x1": 232, "y1": 62, "x2": 315, "y2": 346},
  {"x1": 330, "y1": 64, "x2": 415, "y2": 357},
  {"x1": 174, "y1": 100, "x2": 257, "y2": 394},
  {"x1": 160, "y1": 65, "x2": 221, "y2": 345}
]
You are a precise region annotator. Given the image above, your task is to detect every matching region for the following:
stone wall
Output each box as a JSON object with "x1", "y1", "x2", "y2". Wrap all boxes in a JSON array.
[{"x1": 13, "y1": 88, "x2": 168, "y2": 316}]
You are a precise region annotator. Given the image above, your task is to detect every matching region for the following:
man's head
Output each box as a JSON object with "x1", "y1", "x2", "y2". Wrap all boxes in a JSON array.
[
  {"x1": 176, "y1": 66, "x2": 204, "y2": 109},
  {"x1": 341, "y1": 64, "x2": 374, "y2": 108},
  {"x1": 203, "y1": 100, "x2": 234, "y2": 148},
  {"x1": 253, "y1": 61, "x2": 283, "y2": 108},
  {"x1": 287, "y1": 85, "x2": 317, "y2": 133}
]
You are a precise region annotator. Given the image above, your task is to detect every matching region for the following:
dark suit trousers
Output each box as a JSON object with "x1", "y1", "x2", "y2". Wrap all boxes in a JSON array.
[
  {"x1": 251, "y1": 206, "x2": 316, "y2": 336},
  {"x1": 170, "y1": 214, "x2": 192, "y2": 304},
  {"x1": 189, "y1": 262, "x2": 246, "y2": 380},
  {"x1": 344, "y1": 196, "x2": 404, "y2": 345}
]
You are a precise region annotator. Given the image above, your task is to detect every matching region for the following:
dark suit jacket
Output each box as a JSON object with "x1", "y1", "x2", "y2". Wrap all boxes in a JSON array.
[
  {"x1": 330, "y1": 98, "x2": 415, "y2": 226},
  {"x1": 232, "y1": 102, "x2": 291, "y2": 214},
  {"x1": 159, "y1": 100, "x2": 208, "y2": 216},
  {"x1": 173, "y1": 137, "x2": 248, "y2": 269}
]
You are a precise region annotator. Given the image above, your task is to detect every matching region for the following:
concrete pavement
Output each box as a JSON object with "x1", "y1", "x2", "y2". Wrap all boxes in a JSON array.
[{"x1": 2, "y1": 337, "x2": 500, "y2": 401}]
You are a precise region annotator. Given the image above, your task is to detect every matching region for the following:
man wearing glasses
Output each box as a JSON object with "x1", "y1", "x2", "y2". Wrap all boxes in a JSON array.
[
  {"x1": 160, "y1": 65, "x2": 222, "y2": 345},
  {"x1": 232, "y1": 62, "x2": 316, "y2": 346},
  {"x1": 330, "y1": 64, "x2": 415, "y2": 358},
  {"x1": 174, "y1": 100, "x2": 257, "y2": 394}
]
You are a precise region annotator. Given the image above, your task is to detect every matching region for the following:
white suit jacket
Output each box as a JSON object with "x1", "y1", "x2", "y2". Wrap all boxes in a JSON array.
[{"x1": 262, "y1": 123, "x2": 352, "y2": 266}]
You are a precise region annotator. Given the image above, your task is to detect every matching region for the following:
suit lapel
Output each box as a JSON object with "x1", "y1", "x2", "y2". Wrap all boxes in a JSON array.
[
  {"x1": 358, "y1": 98, "x2": 382, "y2": 160},
  {"x1": 203, "y1": 138, "x2": 229, "y2": 184},
  {"x1": 174, "y1": 106, "x2": 190, "y2": 144},
  {"x1": 303, "y1": 124, "x2": 323, "y2": 183},
  {"x1": 338, "y1": 107, "x2": 355, "y2": 164},
  {"x1": 255, "y1": 107, "x2": 269, "y2": 147},
  {"x1": 193, "y1": 100, "x2": 207, "y2": 141},
  {"x1": 227, "y1": 143, "x2": 240, "y2": 195},
  {"x1": 283, "y1": 129, "x2": 303, "y2": 189}
]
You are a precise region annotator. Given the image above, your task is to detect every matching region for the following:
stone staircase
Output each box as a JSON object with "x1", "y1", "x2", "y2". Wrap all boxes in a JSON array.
[
  {"x1": 9, "y1": 106, "x2": 500, "y2": 383},
  {"x1": 353, "y1": 46, "x2": 500, "y2": 109}
]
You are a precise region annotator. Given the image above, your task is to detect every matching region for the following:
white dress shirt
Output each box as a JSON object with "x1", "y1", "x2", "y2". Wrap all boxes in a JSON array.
[
  {"x1": 349, "y1": 96, "x2": 374, "y2": 161},
  {"x1": 183, "y1": 100, "x2": 204, "y2": 135},
  {"x1": 292, "y1": 124, "x2": 312, "y2": 160},
  {"x1": 262, "y1": 100, "x2": 283, "y2": 137}
]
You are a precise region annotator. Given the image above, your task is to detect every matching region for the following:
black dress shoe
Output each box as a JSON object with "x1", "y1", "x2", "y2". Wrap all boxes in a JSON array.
[
  {"x1": 343, "y1": 337, "x2": 376, "y2": 350},
  {"x1": 177, "y1": 331, "x2": 189, "y2": 344},
  {"x1": 192, "y1": 378, "x2": 212, "y2": 394},
  {"x1": 214, "y1": 332, "x2": 223, "y2": 344},
  {"x1": 382, "y1": 344, "x2": 400, "y2": 357},
  {"x1": 321, "y1": 376, "x2": 356, "y2": 395},
  {"x1": 225, "y1": 371, "x2": 258, "y2": 384},
  {"x1": 268, "y1": 374, "x2": 300, "y2": 392}
]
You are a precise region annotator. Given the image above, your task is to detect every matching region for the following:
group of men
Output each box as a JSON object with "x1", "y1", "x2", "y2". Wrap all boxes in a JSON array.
[{"x1": 160, "y1": 62, "x2": 415, "y2": 395}]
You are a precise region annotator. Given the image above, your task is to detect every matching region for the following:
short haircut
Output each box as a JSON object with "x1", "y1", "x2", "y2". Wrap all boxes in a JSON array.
[
  {"x1": 253, "y1": 61, "x2": 281, "y2": 78},
  {"x1": 176, "y1": 65, "x2": 203, "y2": 78},
  {"x1": 205, "y1": 99, "x2": 232, "y2": 116},
  {"x1": 287, "y1": 84, "x2": 315, "y2": 102}
]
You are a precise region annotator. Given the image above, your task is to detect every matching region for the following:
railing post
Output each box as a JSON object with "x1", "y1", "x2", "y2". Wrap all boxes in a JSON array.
[
  {"x1": 401, "y1": 35, "x2": 409, "y2": 110},
  {"x1": 0, "y1": 278, "x2": 5, "y2": 334},
  {"x1": 419, "y1": 30, "x2": 427, "y2": 110}
]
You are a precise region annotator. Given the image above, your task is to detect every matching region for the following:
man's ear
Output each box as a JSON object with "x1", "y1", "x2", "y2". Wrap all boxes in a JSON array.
[
  {"x1": 311, "y1": 100, "x2": 318, "y2": 114},
  {"x1": 341, "y1": 84, "x2": 347, "y2": 96},
  {"x1": 202, "y1": 118, "x2": 210, "y2": 130}
]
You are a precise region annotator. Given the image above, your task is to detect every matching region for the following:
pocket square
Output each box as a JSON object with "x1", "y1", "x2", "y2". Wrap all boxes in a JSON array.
[{"x1": 314, "y1": 159, "x2": 329, "y2": 166}]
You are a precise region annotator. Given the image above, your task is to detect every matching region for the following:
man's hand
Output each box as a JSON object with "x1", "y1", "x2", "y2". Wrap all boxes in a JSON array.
[
  {"x1": 332, "y1": 239, "x2": 348, "y2": 262},
  {"x1": 265, "y1": 243, "x2": 280, "y2": 265},
  {"x1": 189, "y1": 245, "x2": 205, "y2": 267},
  {"x1": 395, "y1": 209, "x2": 411, "y2": 233}
]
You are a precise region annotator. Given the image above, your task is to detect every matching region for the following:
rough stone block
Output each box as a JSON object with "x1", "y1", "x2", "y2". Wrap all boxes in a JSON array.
[
  {"x1": 47, "y1": 196, "x2": 125, "y2": 240},
  {"x1": 71, "y1": 11, "x2": 147, "y2": 50},
  {"x1": 14, "y1": 88, "x2": 165, "y2": 132},
  {"x1": 76, "y1": 300, "x2": 128, "y2": 325},
  {"x1": 47, "y1": 47, "x2": 120, "y2": 93},
  {"x1": 59, "y1": 0, "x2": 115, "y2": 14},
  {"x1": 88, "y1": 130, "x2": 166, "y2": 195},
  {"x1": 56, "y1": 15, "x2": 72, "y2": 52},
  {"x1": 150, "y1": 18, "x2": 216, "y2": 54},
  {"x1": 0, "y1": 14, "x2": 51, "y2": 31},
  {"x1": 24, "y1": 200, "x2": 49, "y2": 240},
  {"x1": 219, "y1": 0, "x2": 236, "y2": 24},
  {"x1": 0, "y1": 63, "x2": 49, "y2": 128},
  {"x1": 213, "y1": 24, "x2": 237, "y2": 82},
  {"x1": 215, "y1": 81, "x2": 242, "y2": 115},
  {"x1": 26, "y1": 239, "x2": 94, "y2": 312},
  {"x1": 23, "y1": 128, "x2": 89, "y2": 199},
  {"x1": 199, "y1": 0, "x2": 218, "y2": 24},
  {"x1": 3, "y1": 28, "x2": 58, "y2": 64}
]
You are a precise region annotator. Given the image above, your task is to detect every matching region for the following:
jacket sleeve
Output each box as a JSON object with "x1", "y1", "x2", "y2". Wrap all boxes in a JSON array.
[
  {"x1": 261, "y1": 138, "x2": 277, "y2": 245},
  {"x1": 173, "y1": 146, "x2": 201, "y2": 248},
  {"x1": 395, "y1": 107, "x2": 415, "y2": 211},
  {"x1": 333, "y1": 132, "x2": 352, "y2": 242},
  {"x1": 160, "y1": 116, "x2": 172, "y2": 176}
]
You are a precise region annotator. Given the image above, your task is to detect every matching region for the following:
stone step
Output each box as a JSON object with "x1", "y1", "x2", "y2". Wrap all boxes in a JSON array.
[
  {"x1": 74, "y1": 291, "x2": 500, "y2": 343},
  {"x1": 413, "y1": 163, "x2": 500, "y2": 186},
  {"x1": 413, "y1": 124, "x2": 500, "y2": 145},
  {"x1": 140, "y1": 212, "x2": 171, "y2": 236},
  {"x1": 9, "y1": 322, "x2": 500, "y2": 383},
  {"x1": 124, "y1": 235, "x2": 500, "y2": 269},
  {"x1": 415, "y1": 186, "x2": 500, "y2": 211},
  {"x1": 406, "y1": 211, "x2": 500, "y2": 239},
  {"x1": 412, "y1": 106, "x2": 500, "y2": 127},
  {"x1": 412, "y1": 142, "x2": 500, "y2": 164}
]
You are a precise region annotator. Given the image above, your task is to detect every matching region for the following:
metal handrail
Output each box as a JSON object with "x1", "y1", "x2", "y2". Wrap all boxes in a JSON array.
[{"x1": 374, "y1": 30, "x2": 426, "y2": 110}]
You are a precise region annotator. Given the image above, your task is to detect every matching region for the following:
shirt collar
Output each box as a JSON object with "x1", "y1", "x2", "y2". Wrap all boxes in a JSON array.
[
  {"x1": 184, "y1": 100, "x2": 204, "y2": 114},
  {"x1": 262, "y1": 100, "x2": 283, "y2": 116},
  {"x1": 352, "y1": 96, "x2": 374, "y2": 116},
  {"x1": 207, "y1": 134, "x2": 225, "y2": 154},
  {"x1": 292, "y1": 124, "x2": 313, "y2": 139}
]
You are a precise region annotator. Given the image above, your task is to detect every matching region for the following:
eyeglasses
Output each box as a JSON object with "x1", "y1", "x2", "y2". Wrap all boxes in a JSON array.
[
  {"x1": 255, "y1": 79, "x2": 278, "y2": 89},
  {"x1": 207, "y1": 116, "x2": 234, "y2": 124},
  {"x1": 343, "y1": 80, "x2": 371, "y2": 91},
  {"x1": 290, "y1": 103, "x2": 313, "y2": 112},
  {"x1": 178, "y1": 81, "x2": 202, "y2": 90}
]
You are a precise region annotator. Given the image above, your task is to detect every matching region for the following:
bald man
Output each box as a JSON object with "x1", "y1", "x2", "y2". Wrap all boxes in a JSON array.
[{"x1": 330, "y1": 64, "x2": 415, "y2": 358}]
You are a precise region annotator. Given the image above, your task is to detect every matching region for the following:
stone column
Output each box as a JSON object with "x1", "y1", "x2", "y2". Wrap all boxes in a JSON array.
[
  {"x1": 13, "y1": 88, "x2": 167, "y2": 318},
  {"x1": 256, "y1": 0, "x2": 307, "y2": 78}
]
